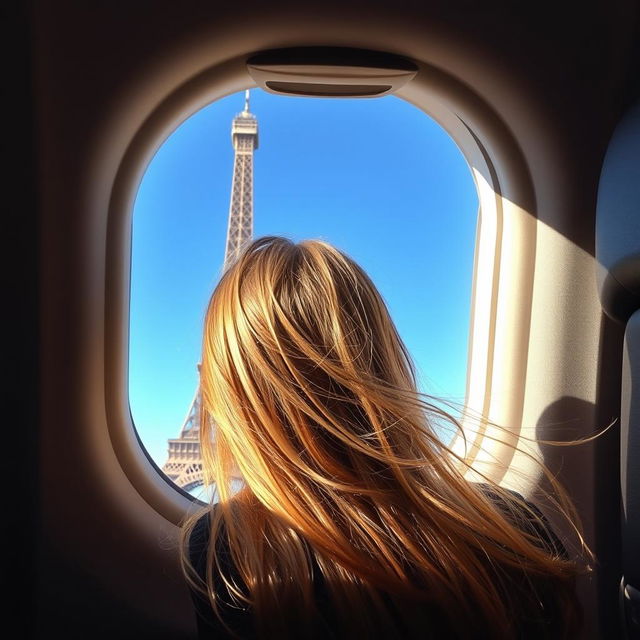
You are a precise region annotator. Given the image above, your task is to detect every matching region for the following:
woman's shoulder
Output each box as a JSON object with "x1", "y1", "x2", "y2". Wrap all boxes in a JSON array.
[
  {"x1": 188, "y1": 484, "x2": 569, "y2": 563},
  {"x1": 186, "y1": 506, "x2": 256, "y2": 638},
  {"x1": 473, "y1": 482, "x2": 569, "y2": 559},
  {"x1": 187, "y1": 505, "x2": 234, "y2": 578},
  {"x1": 188, "y1": 509, "x2": 211, "y2": 553},
  {"x1": 188, "y1": 508, "x2": 214, "y2": 549},
  {"x1": 185, "y1": 489, "x2": 576, "y2": 638}
]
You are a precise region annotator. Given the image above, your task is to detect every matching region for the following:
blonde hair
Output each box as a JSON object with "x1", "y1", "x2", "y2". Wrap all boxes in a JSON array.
[{"x1": 180, "y1": 235, "x2": 592, "y2": 638}]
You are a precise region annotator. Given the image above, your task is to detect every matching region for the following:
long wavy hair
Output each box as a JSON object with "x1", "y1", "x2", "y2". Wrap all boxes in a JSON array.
[{"x1": 180, "y1": 235, "x2": 593, "y2": 638}]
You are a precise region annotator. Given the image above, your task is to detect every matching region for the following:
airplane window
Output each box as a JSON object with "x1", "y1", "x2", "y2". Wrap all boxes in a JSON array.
[{"x1": 129, "y1": 89, "x2": 478, "y2": 500}]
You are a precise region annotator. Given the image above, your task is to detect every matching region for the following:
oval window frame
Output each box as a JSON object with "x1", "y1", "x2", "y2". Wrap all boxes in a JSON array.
[{"x1": 105, "y1": 52, "x2": 536, "y2": 525}]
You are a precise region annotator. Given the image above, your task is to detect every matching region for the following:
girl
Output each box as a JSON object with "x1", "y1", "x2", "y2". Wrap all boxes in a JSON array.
[{"x1": 180, "y1": 236, "x2": 589, "y2": 639}]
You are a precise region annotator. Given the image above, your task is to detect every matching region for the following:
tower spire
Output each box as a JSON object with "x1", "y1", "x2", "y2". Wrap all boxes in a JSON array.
[
  {"x1": 162, "y1": 92, "x2": 259, "y2": 493},
  {"x1": 223, "y1": 90, "x2": 259, "y2": 271}
]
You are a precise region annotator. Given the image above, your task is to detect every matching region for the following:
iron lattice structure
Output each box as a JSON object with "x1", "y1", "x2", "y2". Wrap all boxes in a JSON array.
[{"x1": 161, "y1": 91, "x2": 258, "y2": 492}]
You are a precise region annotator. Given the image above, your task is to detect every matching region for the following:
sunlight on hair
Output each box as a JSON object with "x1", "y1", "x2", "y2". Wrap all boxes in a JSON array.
[{"x1": 180, "y1": 235, "x2": 606, "y2": 639}]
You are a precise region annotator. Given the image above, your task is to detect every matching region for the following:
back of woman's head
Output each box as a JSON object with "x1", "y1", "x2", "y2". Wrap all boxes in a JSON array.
[{"x1": 182, "y1": 235, "x2": 588, "y2": 639}]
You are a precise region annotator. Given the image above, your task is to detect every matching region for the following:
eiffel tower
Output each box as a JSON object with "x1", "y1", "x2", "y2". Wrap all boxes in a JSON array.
[{"x1": 161, "y1": 90, "x2": 259, "y2": 492}]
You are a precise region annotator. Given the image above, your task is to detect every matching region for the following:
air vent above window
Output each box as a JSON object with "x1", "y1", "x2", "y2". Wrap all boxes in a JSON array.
[{"x1": 247, "y1": 47, "x2": 418, "y2": 98}]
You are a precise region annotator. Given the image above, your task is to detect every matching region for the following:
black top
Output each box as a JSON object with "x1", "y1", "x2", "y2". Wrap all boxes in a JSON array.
[{"x1": 187, "y1": 485, "x2": 576, "y2": 639}]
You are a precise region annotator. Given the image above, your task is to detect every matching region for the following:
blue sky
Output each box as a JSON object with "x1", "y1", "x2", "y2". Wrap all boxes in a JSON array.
[{"x1": 129, "y1": 89, "x2": 479, "y2": 469}]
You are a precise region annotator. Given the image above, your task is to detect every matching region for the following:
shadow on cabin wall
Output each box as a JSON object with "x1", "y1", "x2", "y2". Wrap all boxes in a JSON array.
[{"x1": 536, "y1": 312, "x2": 624, "y2": 639}]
